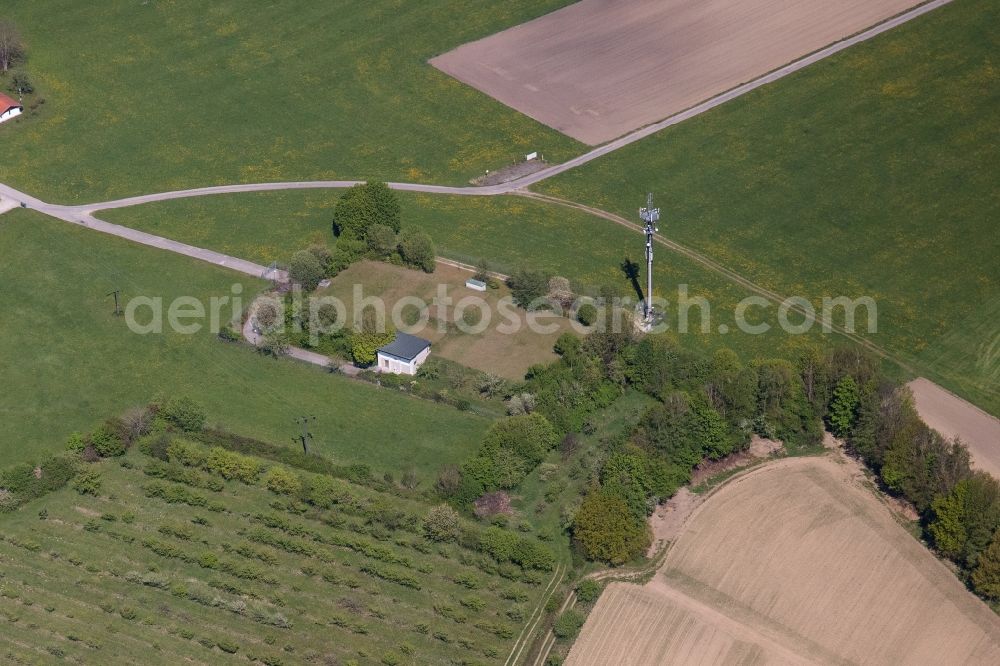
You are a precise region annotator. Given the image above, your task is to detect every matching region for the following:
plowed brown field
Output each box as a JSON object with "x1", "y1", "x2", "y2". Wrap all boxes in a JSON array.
[
  {"x1": 431, "y1": 0, "x2": 921, "y2": 145},
  {"x1": 567, "y1": 457, "x2": 1000, "y2": 665}
]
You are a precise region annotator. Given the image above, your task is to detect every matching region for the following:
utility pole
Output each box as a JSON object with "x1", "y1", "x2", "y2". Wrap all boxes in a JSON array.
[
  {"x1": 106, "y1": 289, "x2": 122, "y2": 316},
  {"x1": 294, "y1": 415, "x2": 316, "y2": 455},
  {"x1": 639, "y1": 193, "x2": 660, "y2": 321}
]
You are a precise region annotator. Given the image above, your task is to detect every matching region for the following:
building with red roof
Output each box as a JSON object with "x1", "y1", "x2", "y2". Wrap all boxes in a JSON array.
[{"x1": 0, "y1": 93, "x2": 23, "y2": 124}]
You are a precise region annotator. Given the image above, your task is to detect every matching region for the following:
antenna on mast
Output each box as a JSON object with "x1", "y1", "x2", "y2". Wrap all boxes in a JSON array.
[{"x1": 639, "y1": 193, "x2": 660, "y2": 322}]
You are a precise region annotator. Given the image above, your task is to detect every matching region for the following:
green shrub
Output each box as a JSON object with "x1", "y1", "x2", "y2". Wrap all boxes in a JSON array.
[
  {"x1": 576, "y1": 579, "x2": 603, "y2": 604},
  {"x1": 204, "y1": 447, "x2": 263, "y2": 483},
  {"x1": 553, "y1": 609, "x2": 585, "y2": 639},
  {"x1": 159, "y1": 523, "x2": 194, "y2": 541},
  {"x1": 166, "y1": 438, "x2": 208, "y2": 467},
  {"x1": 397, "y1": 229, "x2": 436, "y2": 273},
  {"x1": 460, "y1": 596, "x2": 486, "y2": 612},
  {"x1": 143, "y1": 481, "x2": 208, "y2": 507},
  {"x1": 576, "y1": 303, "x2": 598, "y2": 327},
  {"x1": 140, "y1": 433, "x2": 171, "y2": 461},
  {"x1": 289, "y1": 250, "x2": 325, "y2": 291},
  {"x1": 91, "y1": 421, "x2": 127, "y2": 457},
  {"x1": 423, "y1": 504, "x2": 460, "y2": 542},
  {"x1": 161, "y1": 397, "x2": 207, "y2": 432},
  {"x1": 216, "y1": 639, "x2": 239, "y2": 654},
  {"x1": 479, "y1": 526, "x2": 555, "y2": 571},
  {"x1": 264, "y1": 466, "x2": 303, "y2": 496},
  {"x1": 66, "y1": 432, "x2": 86, "y2": 452},
  {"x1": 71, "y1": 469, "x2": 102, "y2": 496}
]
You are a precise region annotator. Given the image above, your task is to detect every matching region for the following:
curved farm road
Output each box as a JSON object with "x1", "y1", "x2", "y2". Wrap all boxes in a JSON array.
[{"x1": 0, "y1": 0, "x2": 953, "y2": 210}]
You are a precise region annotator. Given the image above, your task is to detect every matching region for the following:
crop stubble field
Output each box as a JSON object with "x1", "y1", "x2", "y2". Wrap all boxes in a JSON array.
[
  {"x1": 431, "y1": 0, "x2": 921, "y2": 145},
  {"x1": 567, "y1": 457, "x2": 1000, "y2": 665}
]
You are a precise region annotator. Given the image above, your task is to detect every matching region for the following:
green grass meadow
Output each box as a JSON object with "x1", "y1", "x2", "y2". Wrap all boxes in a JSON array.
[
  {"x1": 0, "y1": 445, "x2": 556, "y2": 664},
  {"x1": 536, "y1": 0, "x2": 1000, "y2": 414},
  {"x1": 101, "y1": 190, "x2": 840, "y2": 365},
  {"x1": 0, "y1": 0, "x2": 581, "y2": 203},
  {"x1": 0, "y1": 209, "x2": 486, "y2": 472}
]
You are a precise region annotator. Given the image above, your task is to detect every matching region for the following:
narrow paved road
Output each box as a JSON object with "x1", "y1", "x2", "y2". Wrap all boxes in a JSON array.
[
  {"x1": 0, "y1": 0, "x2": 951, "y2": 214},
  {"x1": 0, "y1": 0, "x2": 948, "y2": 369}
]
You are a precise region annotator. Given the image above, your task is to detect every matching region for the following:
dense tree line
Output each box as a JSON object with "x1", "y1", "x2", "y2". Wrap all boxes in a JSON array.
[
  {"x1": 831, "y1": 363, "x2": 1000, "y2": 602},
  {"x1": 441, "y1": 315, "x2": 1000, "y2": 597}
]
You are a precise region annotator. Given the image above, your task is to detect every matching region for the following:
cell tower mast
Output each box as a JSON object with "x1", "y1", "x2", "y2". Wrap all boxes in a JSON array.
[{"x1": 639, "y1": 193, "x2": 660, "y2": 322}]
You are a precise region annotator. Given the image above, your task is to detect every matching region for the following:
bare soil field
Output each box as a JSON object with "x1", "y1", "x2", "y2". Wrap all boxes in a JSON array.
[
  {"x1": 909, "y1": 377, "x2": 1000, "y2": 479},
  {"x1": 568, "y1": 456, "x2": 1000, "y2": 665},
  {"x1": 431, "y1": 0, "x2": 921, "y2": 145}
]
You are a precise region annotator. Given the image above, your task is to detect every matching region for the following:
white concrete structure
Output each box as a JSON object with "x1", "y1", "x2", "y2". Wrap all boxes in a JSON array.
[
  {"x1": 376, "y1": 332, "x2": 431, "y2": 376},
  {"x1": 0, "y1": 94, "x2": 22, "y2": 124},
  {"x1": 465, "y1": 278, "x2": 487, "y2": 292}
]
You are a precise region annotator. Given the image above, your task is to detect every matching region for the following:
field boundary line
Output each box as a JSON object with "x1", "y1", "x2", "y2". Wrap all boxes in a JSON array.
[{"x1": 506, "y1": 562, "x2": 566, "y2": 666}]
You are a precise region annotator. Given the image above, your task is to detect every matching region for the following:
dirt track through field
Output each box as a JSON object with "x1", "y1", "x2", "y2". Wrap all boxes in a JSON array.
[
  {"x1": 432, "y1": 0, "x2": 923, "y2": 145},
  {"x1": 567, "y1": 456, "x2": 1000, "y2": 665},
  {"x1": 909, "y1": 377, "x2": 1000, "y2": 479}
]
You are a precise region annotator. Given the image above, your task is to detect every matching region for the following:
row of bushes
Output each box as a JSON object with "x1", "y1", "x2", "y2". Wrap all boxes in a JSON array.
[{"x1": 0, "y1": 397, "x2": 208, "y2": 511}]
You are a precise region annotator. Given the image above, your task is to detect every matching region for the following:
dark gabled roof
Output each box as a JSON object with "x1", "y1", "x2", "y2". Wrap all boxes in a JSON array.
[{"x1": 377, "y1": 332, "x2": 431, "y2": 361}]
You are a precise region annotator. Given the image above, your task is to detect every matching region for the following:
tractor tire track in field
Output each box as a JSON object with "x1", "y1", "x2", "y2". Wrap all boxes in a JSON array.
[{"x1": 505, "y1": 562, "x2": 566, "y2": 666}]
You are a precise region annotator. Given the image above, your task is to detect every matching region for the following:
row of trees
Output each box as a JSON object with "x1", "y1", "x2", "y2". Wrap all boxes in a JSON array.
[
  {"x1": 440, "y1": 307, "x2": 999, "y2": 588},
  {"x1": 830, "y1": 367, "x2": 1000, "y2": 600}
]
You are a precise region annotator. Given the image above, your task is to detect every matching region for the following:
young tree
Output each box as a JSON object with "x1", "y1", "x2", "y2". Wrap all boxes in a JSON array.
[
  {"x1": 972, "y1": 529, "x2": 1000, "y2": 600},
  {"x1": 0, "y1": 20, "x2": 25, "y2": 73},
  {"x1": 289, "y1": 250, "x2": 325, "y2": 291},
  {"x1": 349, "y1": 328, "x2": 395, "y2": 366},
  {"x1": 10, "y1": 70, "x2": 32, "y2": 94},
  {"x1": 366, "y1": 223, "x2": 397, "y2": 258},
  {"x1": 423, "y1": 504, "x2": 460, "y2": 542},
  {"x1": 480, "y1": 412, "x2": 558, "y2": 468},
  {"x1": 398, "y1": 229, "x2": 436, "y2": 272},
  {"x1": 573, "y1": 491, "x2": 650, "y2": 565},
  {"x1": 508, "y1": 268, "x2": 550, "y2": 308},
  {"x1": 363, "y1": 181, "x2": 401, "y2": 232},
  {"x1": 929, "y1": 479, "x2": 969, "y2": 560},
  {"x1": 307, "y1": 244, "x2": 334, "y2": 276},
  {"x1": 260, "y1": 329, "x2": 291, "y2": 357},
  {"x1": 331, "y1": 181, "x2": 401, "y2": 239},
  {"x1": 827, "y1": 375, "x2": 860, "y2": 438}
]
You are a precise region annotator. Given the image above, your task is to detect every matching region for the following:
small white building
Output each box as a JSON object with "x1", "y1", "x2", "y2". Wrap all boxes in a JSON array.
[
  {"x1": 465, "y1": 278, "x2": 487, "y2": 292},
  {"x1": 0, "y1": 94, "x2": 22, "y2": 124},
  {"x1": 376, "y1": 332, "x2": 431, "y2": 375}
]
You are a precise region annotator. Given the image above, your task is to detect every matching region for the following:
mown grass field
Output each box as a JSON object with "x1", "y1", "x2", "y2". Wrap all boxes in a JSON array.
[
  {"x1": 101, "y1": 191, "x2": 840, "y2": 366},
  {"x1": 536, "y1": 0, "x2": 1000, "y2": 414},
  {"x1": 0, "y1": 209, "x2": 486, "y2": 472},
  {"x1": 0, "y1": 0, "x2": 581, "y2": 203},
  {"x1": 0, "y1": 442, "x2": 558, "y2": 665}
]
